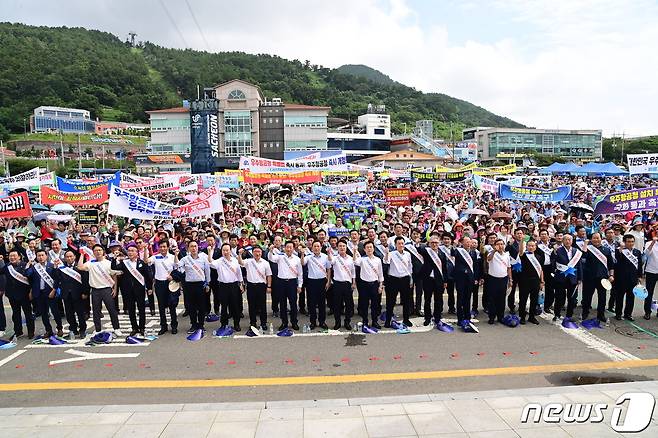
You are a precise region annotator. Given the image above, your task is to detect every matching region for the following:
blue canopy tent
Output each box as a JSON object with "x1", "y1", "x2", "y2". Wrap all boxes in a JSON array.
[
  {"x1": 576, "y1": 162, "x2": 628, "y2": 176},
  {"x1": 540, "y1": 162, "x2": 581, "y2": 174}
]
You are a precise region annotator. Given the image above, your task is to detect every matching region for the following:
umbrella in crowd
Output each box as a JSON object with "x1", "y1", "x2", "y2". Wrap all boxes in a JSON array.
[
  {"x1": 410, "y1": 191, "x2": 428, "y2": 199},
  {"x1": 463, "y1": 208, "x2": 489, "y2": 216},
  {"x1": 224, "y1": 191, "x2": 240, "y2": 199},
  {"x1": 52, "y1": 203, "x2": 76, "y2": 213},
  {"x1": 30, "y1": 203, "x2": 49, "y2": 211},
  {"x1": 491, "y1": 211, "x2": 512, "y2": 219}
]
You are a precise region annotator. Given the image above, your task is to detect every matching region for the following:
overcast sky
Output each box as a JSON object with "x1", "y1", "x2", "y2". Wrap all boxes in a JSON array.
[{"x1": 3, "y1": 0, "x2": 658, "y2": 136}]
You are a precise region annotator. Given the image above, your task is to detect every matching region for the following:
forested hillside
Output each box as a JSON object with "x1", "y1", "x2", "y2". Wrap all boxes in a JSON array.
[{"x1": 0, "y1": 22, "x2": 524, "y2": 139}]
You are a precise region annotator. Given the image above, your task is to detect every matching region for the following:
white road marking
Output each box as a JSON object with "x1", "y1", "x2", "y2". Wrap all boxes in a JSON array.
[
  {"x1": 539, "y1": 313, "x2": 639, "y2": 361},
  {"x1": 48, "y1": 349, "x2": 140, "y2": 365},
  {"x1": 0, "y1": 349, "x2": 26, "y2": 368}
]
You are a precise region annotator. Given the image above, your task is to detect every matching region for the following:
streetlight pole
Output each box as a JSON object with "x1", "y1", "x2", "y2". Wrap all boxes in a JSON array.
[{"x1": 78, "y1": 133, "x2": 82, "y2": 175}]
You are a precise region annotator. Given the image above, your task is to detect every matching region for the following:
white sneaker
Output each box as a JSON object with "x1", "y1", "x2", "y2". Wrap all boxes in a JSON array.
[{"x1": 113, "y1": 329, "x2": 124, "y2": 337}]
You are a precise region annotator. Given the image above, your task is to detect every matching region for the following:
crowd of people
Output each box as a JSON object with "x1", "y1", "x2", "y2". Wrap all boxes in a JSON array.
[{"x1": 0, "y1": 171, "x2": 656, "y2": 341}]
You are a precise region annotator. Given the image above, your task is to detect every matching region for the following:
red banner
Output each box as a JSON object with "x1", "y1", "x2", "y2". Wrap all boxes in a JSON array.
[
  {"x1": 0, "y1": 192, "x2": 32, "y2": 218},
  {"x1": 242, "y1": 171, "x2": 322, "y2": 185},
  {"x1": 41, "y1": 185, "x2": 109, "y2": 206},
  {"x1": 385, "y1": 188, "x2": 411, "y2": 206}
]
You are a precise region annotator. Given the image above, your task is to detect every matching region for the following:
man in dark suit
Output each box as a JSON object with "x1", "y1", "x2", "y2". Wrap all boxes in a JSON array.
[
  {"x1": 26, "y1": 249, "x2": 62, "y2": 337},
  {"x1": 418, "y1": 235, "x2": 447, "y2": 326},
  {"x1": 0, "y1": 250, "x2": 34, "y2": 338},
  {"x1": 581, "y1": 232, "x2": 614, "y2": 322},
  {"x1": 552, "y1": 234, "x2": 583, "y2": 321},
  {"x1": 54, "y1": 250, "x2": 89, "y2": 338},
  {"x1": 505, "y1": 227, "x2": 525, "y2": 313},
  {"x1": 614, "y1": 234, "x2": 643, "y2": 321},
  {"x1": 453, "y1": 236, "x2": 481, "y2": 326},
  {"x1": 112, "y1": 244, "x2": 153, "y2": 336},
  {"x1": 203, "y1": 235, "x2": 222, "y2": 317}
]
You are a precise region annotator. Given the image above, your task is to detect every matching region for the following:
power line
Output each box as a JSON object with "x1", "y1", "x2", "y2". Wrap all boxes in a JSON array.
[
  {"x1": 184, "y1": 0, "x2": 211, "y2": 51},
  {"x1": 158, "y1": 0, "x2": 189, "y2": 49}
]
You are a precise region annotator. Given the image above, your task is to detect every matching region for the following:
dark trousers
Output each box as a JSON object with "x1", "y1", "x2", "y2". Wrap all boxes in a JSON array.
[
  {"x1": 582, "y1": 279, "x2": 607, "y2": 321},
  {"x1": 299, "y1": 280, "x2": 307, "y2": 312},
  {"x1": 326, "y1": 282, "x2": 334, "y2": 314},
  {"x1": 471, "y1": 282, "x2": 479, "y2": 311},
  {"x1": 519, "y1": 278, "x2": 540, "y2": 320},
  {"x1": 219, "y1": 281, "x2": 242, "y2": 327},
  {"x1": 155, "y1": 280, "x2": 178, "y2": 330},
  {"x1": 206, "y1": 282, "x2": 220, "y2": 315},
  {"x1": 542, "y1": 266, "x2": 555, "y2": 311},
  {"x1": 446, "y1": 280, "x2": 455, "y2": 311},
  {"x1": 507, "y1": 271, "x2": 520, "y2": 311},
  {"x1": 62, "y1": 294, "x2": 86, "y2": 335},
  {"x1": 412, "y1": 273, "x2": 423, "y2": 310},
  {"x1": 147, "y1": 291, "x2": 155, "y2": 314},
  {"x1": 9, "y1": 297, "x2": 34, "y2": 336},
  {"x1": 122, "y1": 286, "x2": 146, "y2": 333},
  {"x1": 357, "y1": 280, "x2": 379, "y2": 325},
  {"x1": 482, "y1": 275, "x2": 489, "y2": 311},
  {"x1": 454, "y1": 276, "x2": 474, "y2": 323},
  {"x1": 644, "y1": 272, "x2": 658, "y2": 315},
  {"x1": 615, "y1": 282, "x2": 635, "y2": 319},
  {"x1": 36, "y1": 293, "x2": 62, "y2": 334},
  {"x1": 271, "y1": 277, "x2": 281, "y2": 313},
  {"x1": 91, "y1": 287, "x2": 120, "y2": 332},
  {"x1": 0, "y1": 295, "x2": 5, "y2": 331},
  {"x1": 333, "y1": 280, "x2": 354, "y2": 324},
  {"x1": 279, "y1": 278, "x2": 298, "y2": 326},
  {"x1": 422, "y1": 277, "x2": 444, "y2": 322},
  {"x1": 306, "y1": 278, "x2": 327, "y2": 324},
  {"x1": 385, "y1": 275, "x2": 411, "y2": 323},
  {"x1": 608, "y1": 280, "x2": 617, "y2": 311},
  {"x1": 246, "y1": 282, "x2": 267, "y2": 327},
  {"x1": 554, "y1": 282, "x2": 578, "y2": 318},
  {"x1": 185, "y1": 281, "x2": 206, "y2": 330},
  {"x1": 487, "y1": 275, "x2": 508, "y2": 322}
]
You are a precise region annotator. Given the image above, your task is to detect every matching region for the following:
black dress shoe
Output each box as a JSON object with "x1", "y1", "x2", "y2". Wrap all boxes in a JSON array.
[
  {"x1": 278, "y1": 324, "x2": 287, "y2": 331},
  {"x1": 333, "y1": 322, "x2": 342, "y2": 330},
  {"x1": 423, "y1": 319, "x2": 431, "y2": 326},
  {"x1": 261, "y1": 325, "x2": 268, "y2": 332},
  {"x1": 528, "y1": 318, "x2": 540, "y2": 325},
  {"x1": 403, "y1": 320, "x2": 413, "y2": 327},
  {"x1": 182, "y1": 311, "x2": 189, "y2": 317},
  {"x1": 158, "y1": 328, "x2": 168, "y2": 335},
  {"x1": 272, "y1": 311, "x2": 279, "y2": 318},
  {"x1": 309, "y1": 323, "x2": 316, "y2": 330},
  {"x1": 233, "y1": 325, "x2": 241, "y2": 332},
  {"x1": 520, "y1": 319, "x2": 526, "y2": 325},
  {"x1": 644, "y1": 313, "x2": 651, "y2": 320},
  {"x1": 488, "y1": 319, "x2": 495, "y2": 324},
  {"x1": 150, "y1": 311, "x2": 156, "y2": 317},
  {"x1": 320, "y1": 323, "x2": 329, "y2": 330},
  {"x1": 186, "y1": 327, "x2": 195, "y2": 334},
  {"x1": 624, "y1": 316, "x2": 634, "y2": 322},
  {"x1": 291, "y1": 323, "x2": 300, "y2": 331},
  {"x1": 448, "y1": 308, "x2": 456, "y2": 314},
  {"x1": 344, "y1": 322, "x2": 352, "y2": 331},
  {"x1": 384, "y1": 321, "x2": 392, "y2": 328},
  {"x1": 130, "y1": 330, "x2": 138, "y2": 337},
  {"x1": 299, "y1": 308, "x2": 308, "y2": 315},
  {"x1": 615, "y1": 315, "x2": 622, "y2": 321}
]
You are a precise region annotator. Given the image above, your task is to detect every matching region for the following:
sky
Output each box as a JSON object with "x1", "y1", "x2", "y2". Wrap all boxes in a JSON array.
[{"x1": 3, "y1": 0, "x2": 658, "y2": 136}]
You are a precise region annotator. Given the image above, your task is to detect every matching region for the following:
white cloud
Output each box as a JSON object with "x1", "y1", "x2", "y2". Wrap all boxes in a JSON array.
[{"x1": 3, "y1": 0, "x2": 658, "y2": 135}]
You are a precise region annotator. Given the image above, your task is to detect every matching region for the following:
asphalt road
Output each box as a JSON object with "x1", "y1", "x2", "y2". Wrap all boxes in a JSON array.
[{"x1": 1, "y1": 292, "x2": 657, "y2": 407}]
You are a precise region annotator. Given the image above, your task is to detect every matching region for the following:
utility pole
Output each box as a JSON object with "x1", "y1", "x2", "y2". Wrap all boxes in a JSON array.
[
  {"x1": 102, "y1": 143, "x2": 106, "y2": 169},
  {"x1": 60, "y1": 129, "x2": 65, "y2": 167},
  {"x1": 77, "y1": 132, "x2": 82, "y2": 175}
]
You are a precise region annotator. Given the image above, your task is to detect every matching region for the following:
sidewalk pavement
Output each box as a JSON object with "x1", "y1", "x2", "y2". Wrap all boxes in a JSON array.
[{"x1": 1, "y1": 381, "x2": 657, "y2": 437}]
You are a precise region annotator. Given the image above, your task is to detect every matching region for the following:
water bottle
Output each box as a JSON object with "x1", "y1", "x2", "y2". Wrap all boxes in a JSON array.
[
  {"x1": 269, "y1": 322, "x2": 274, "y2": 335},
  {"x1": 538, "y1": 293, "x2": 545, "y2": 307},
  {"x1": 357, "y1": 322, "x2": 363, "y2": 332}
]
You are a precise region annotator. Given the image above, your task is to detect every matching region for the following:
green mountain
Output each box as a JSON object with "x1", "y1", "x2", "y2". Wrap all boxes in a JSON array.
[
  {"x1": 336, "y1": 64, "x2": 399, "y2": 86},
  {"x1": 0, "y1": 22, "x2": 524, "y2": 140}
]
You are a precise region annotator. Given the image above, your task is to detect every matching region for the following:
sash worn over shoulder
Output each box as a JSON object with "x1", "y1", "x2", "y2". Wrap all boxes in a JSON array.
[
  {"x1": 60, "y1": 266, "x2": 82, "y2": 283},
  {"x1": 621, "y1": 248, "x2": 639, "y2": 267},
  {"x1": 124, "y1": 260, "x2": 145, "y2": 286},
  {"x1": 456, "y1": 247, "x2": 474, "y2": 273},
  {"x1": 92, "y1": 260, "x2": 115, "y2": 286},
  {"x1": 426, "y1": 247, "x2": 443, "y2": 277},
  {"x1": 556, "y1": 247, "x2": 582, "y2": 277},
  {"x1": 589, "y1": 246, "x2": 609, "y2": 270},
  {"x1": 525, "y1": 253, "x2": 542, "y2": 278},
  {"x1": 34, "y1": 263, "x2": 55, "y2": 289},
  {"x1": 8, "y1": 265, "x2": 29, "y2": 285}
]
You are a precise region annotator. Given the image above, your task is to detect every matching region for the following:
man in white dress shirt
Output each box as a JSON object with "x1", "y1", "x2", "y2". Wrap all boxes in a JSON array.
[
  {"x1": 238, "y1": 246, "x2": 272, "y2": 331},
  {"x1": 354, "y1": 240, "x2": 384, "y2": 329},
  {"x1": 176, "y1": 241, "x2": 211, "y2": 334},
  {"x1": 328, "y1": 240, "x2": 356, "y2": 330},
  {"x1": 147, "y1": 240, "x2": 178, "y2": 335},
  {"x1": 384, "y1": 236, "x2": 414, "y2": 328},
  {"x1": 211, "y1": 243, "x2": 244, "y2": 331},
  {"x1": 300, "y1": 241, "x2": 331, "y2": 330},
  {"x1": 268, "y1": 241, "x2": 303, "y2": 331}
]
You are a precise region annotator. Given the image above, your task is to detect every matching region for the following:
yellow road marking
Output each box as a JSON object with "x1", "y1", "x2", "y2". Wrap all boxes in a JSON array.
[{"x1": 2, "y1": 358, "x2": 658, "y2": 391}]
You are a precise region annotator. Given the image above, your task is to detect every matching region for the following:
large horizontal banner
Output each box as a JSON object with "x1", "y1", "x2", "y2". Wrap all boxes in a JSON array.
[
  {"x1": 473, "y1": 174, "x2": 522, "y2": 193},
  {"x1": 0, "y1": 168, "x2": 42, "y2": 189},
  {"x1": 57, "y1": 171, "x2": 120, "y2": 192},
  {"x1": 385, "y1": 188, "x2": 411, "y2": 206},
  {"x1": 239, "y1": 153, "x2": 348, "y2": 174},
  {"x1": 411, "y1": 170, "x2": 467, "y2": 182},
  {"x1": 108, "y1": 185, "x2": 222, "y2": 220},
  {"x1": 242, "y1": 171, "x2": 322, "y2": 185},
  {"x1": 0, "y1": 192, "x2": 32, "y2": 218},
  {"x1": 435, "y1": 162, "x2": 477, "y2": 174},
  {"x1": 594, "y1": 187, "x2": 658, "y2": 215},
  {"x1": 627, "y1": 153, "x2": 658, "y2": 175},
  {"x1": 41, "y1": 185, "x2": 109, "y2": 206},
  {"x1": 500, "y1": 184, "x2": 572, "y2": 202},
  {"x1": 473, "y1": 164, "x2": 517, "y2": 176},
  {"x1": 312, "y1": 181, "x2": 367, "y2": 196}
]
